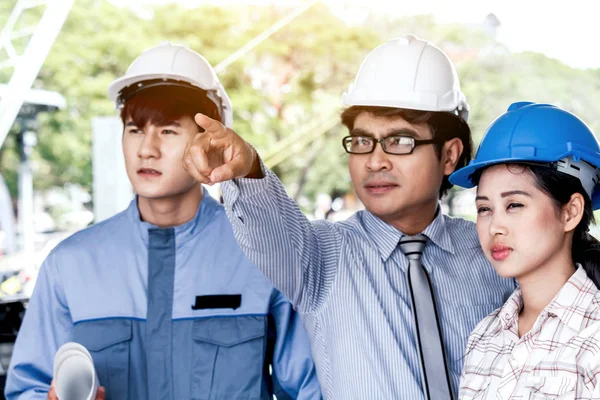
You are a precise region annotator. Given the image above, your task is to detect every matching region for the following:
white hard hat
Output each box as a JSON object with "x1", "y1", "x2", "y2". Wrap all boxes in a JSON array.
[
  {"x1": 342, "y1": 35, "x2": 469, "y2": 122},
  {"x1": 108, "y1": 42, "x2": 233, "y2": 127}
]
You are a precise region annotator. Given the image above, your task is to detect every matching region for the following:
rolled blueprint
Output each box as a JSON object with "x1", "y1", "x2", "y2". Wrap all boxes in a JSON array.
[{"x1": 53, "y1": 342, "x2": 99, "y2": 400}]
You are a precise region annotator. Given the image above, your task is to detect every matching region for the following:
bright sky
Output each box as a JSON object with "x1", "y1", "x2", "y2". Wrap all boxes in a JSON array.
[
  {"x1": 352, "y1": 0, "x2": 600, "y2": 70},
  {"x1": 119, "y1": 0, "x2": 600, "y2": 69}
]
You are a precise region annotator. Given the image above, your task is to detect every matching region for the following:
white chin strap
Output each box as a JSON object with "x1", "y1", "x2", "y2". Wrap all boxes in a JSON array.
[{"x1": 556, "y1": 156, "x2": 600, "y2": 200}]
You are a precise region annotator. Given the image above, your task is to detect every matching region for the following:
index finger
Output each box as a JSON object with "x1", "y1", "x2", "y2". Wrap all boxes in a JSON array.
[
  {"x1": 183, "y1": 134, "x2": 213, "y2": 184},
  {"x1": 48, "y1": 385, "x2": 58, "y2": 400},
  {"x1": 194, "y1": 113, "x2": 227, "y2": 137}
]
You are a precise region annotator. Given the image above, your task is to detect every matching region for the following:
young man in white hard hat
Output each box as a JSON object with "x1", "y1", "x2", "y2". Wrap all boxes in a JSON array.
[
  {"x1": 5, "y1": 43, "x2": 321, "y2": 400},
  {"x1": 182, "y1": 35, "x2": 516, "y2": 399}
]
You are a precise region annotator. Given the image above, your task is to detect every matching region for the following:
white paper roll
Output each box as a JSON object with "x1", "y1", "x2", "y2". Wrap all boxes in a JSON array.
[{"x1": 53, "y1": 342, "x2": 100, "y2": 400}]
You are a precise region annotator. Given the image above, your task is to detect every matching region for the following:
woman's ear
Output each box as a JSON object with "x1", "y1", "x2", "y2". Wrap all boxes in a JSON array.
[{"x1": 563, "y1": 192, "x2": 585, "y2": 232}]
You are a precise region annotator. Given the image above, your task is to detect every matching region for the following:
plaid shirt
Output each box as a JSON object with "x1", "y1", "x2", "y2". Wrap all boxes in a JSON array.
[{"x1": 459, "y1": 266, "x2": 600, "y2": 399}]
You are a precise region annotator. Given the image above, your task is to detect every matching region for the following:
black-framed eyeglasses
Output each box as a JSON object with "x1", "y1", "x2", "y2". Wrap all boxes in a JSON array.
[{"x1": 341, "y1": 135, "x2": 436, "y2": 155}]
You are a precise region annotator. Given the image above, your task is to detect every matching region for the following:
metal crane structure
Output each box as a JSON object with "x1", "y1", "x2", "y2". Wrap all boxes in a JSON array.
[
  {"x1": 0, "y1": 0, "x2": 74, "y2": 255},
  {"x1": 0, "y1": 0, "x2": 74, "y2": 149}
]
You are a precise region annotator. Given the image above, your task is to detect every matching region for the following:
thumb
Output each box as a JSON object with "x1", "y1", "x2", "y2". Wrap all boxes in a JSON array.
[
  {"x1": 96, "y1": 386, "x2": 106, "y2": 400},
  {"x1": 47, "y1": 385, "x2": 58, "y2": 400}
]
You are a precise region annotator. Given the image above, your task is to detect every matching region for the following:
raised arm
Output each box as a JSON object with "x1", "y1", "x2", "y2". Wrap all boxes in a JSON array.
[{"x1": 183, "y1": 113, "x2": 341, "y2": 313}]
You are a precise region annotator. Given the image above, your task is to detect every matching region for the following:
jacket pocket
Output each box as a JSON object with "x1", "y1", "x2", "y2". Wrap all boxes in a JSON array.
[
  {"x1": 73, "y1": 319, "x2": 132, "y2": 399},
  {"x1": 191, "y1": 315, "x2": 267, "y2": 400}
]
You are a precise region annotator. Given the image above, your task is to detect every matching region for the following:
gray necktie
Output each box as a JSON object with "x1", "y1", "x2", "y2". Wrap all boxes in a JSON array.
[{"x1": 399, "y1": 234, "x2": 453, "y2": 400}]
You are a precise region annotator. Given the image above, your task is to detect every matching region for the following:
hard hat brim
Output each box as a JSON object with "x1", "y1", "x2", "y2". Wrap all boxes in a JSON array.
[
  {"x1": 449, "y1": 147, "x2": 600, "y2": 210},
  {"x1": 108, "y1": 73, "x2": 215, "y2": 103},
  {"x1": 341, "y1": 94, "x2": 469, "y2": 122},
  {"x1": 107, "y1": 73, "x2": 234, "y2": 128}
]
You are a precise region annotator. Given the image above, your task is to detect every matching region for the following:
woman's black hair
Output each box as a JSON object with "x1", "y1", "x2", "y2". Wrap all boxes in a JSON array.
[{"x1": 473, "y1": 163, "x2": 600, "y2": 288}]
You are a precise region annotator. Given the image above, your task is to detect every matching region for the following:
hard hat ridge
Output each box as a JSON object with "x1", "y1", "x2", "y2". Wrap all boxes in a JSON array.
[{"x1": 342, "y1": 34, "x2": 470, "y2": 121}]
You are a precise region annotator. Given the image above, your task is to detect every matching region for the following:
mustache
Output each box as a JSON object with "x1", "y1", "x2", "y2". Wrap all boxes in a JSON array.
[{"x1": 361, "y1": 173, "x2": 398, "y2": 186}]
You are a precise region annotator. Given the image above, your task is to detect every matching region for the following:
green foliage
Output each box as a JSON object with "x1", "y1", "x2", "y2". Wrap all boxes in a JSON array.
[
  {"x1": 460, "y1": 49, "x2": 600, "y2": 144},
  {"x1": 1, "y1": 2, "x2": 600, "y2": 214}
]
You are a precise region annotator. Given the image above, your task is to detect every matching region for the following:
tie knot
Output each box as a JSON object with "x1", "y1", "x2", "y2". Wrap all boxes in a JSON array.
[{"x1": 398, "y1": 234, "x2": 427, "y2": 260}]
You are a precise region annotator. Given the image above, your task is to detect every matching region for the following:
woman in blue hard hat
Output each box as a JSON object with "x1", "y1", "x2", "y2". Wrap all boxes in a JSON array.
[{"x1": 450, "y1": 102, "x2": 600, "y2": 399}]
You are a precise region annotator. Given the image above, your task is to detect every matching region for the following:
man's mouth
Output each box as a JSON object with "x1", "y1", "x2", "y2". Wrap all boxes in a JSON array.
[
  {"x1": 137, "y1": 168, "x2": 162, "y2": 177},
  {"x1": 364, "y1": 181, "x2": 398, "y2": 194}
]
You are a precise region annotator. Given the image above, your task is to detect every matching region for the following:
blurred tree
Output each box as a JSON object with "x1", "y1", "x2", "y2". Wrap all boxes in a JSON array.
[{"x1": 1, "y1": 1, "x2": 600, "y2": 219}]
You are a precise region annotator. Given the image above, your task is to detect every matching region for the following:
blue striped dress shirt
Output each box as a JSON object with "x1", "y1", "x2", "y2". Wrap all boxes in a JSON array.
[{"x1": 221, "y1": 166, "x2": 515, "y2": 399}]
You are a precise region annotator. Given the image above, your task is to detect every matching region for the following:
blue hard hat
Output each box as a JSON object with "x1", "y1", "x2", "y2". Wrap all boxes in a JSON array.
[{"x1": 450, "y1": 101, "x2": 600, "y2": 209}]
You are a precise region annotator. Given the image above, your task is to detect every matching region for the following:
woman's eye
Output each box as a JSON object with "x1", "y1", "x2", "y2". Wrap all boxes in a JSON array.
[
  {"x1": 162, "y1": 129, "x2": 176, "y2": 135},
  {"x1": 507, "y1": 203, "x2": 523, "y2": 210},
  {"x1": 476, "y1": 206, "x2": 491, "y2": 214}
]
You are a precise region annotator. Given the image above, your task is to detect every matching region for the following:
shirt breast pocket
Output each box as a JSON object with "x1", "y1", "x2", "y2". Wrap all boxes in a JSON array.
[
  {"x1": 459, "y1": 374, "x2": 491, "y2": 400},
  {"x1": 191, "y1": 315, "x2": 267, "y2": 400},
  {"x1": 525, "y1": 376, "x2": 576, "y2": 400},
  {"x1": 72, "y1": 319, "x2": 132, "y2": 399}
]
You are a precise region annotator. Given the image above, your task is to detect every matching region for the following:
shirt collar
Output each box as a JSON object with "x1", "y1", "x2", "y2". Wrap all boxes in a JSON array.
[
  {"x1": 128, "y1": 186, "x2": 220, "y2": 246},
  {"x1": 361, "y1": 206, "x2": 456, "y2": 262},
  {"x1": 498, "y1": 288, "x2": 523, "y2": 332},
  {"x1": 498, "y1": 265, "x2": 596, "y2": 333},
  {"x1": 421, "y1": 210, "x2": 456, "y2": 255}
]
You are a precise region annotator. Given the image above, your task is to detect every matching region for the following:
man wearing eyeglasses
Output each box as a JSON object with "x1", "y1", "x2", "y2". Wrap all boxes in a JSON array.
[{"x1": 183, "y1": 35, "x2": 515, "y2": 399}]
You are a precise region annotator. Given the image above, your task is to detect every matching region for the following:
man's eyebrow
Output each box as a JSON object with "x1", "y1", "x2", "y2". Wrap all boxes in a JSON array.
[
  {"x1": 124, "y1": 121, "x2": 183, "y2": 127},
  {"x1": 349, "y1": 128, "x2": 419, "y2": 137},
  {"x1": 349, "y1": 128, "x2": 372, "y2": 137},
  {"x1": 162, "y1": 121, "x2": 181, "y2": 127}
]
